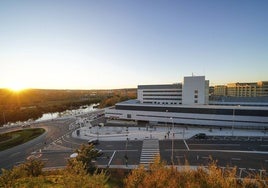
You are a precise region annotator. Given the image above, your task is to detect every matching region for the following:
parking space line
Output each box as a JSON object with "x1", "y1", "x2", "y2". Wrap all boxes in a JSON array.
[
  {"x1": 104, "y1": 149, "x2": 138, "y2": 152},
  {"x1": 164, "y1": 149, "x2": 268, "y2": 154},
  {"x1": 188, "y1": 144, "x2": 240, "y2": 146},
  {"x1": 107, "y1": 150, "x2": 116, "y2": 167},
  {"x1": 183, "y1": 140, "x2": 190, "y2": 151}
]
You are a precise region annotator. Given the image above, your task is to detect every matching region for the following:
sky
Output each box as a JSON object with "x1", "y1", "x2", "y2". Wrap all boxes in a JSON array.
[{"x1": 0, "y1": 0, "x2": 268, "y2": 90}]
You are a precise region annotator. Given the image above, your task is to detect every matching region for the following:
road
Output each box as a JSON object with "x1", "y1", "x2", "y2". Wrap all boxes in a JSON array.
[
  {"x1": 40, "y1": 132, "x2": 268, "y2": 178},
  {"x1": 1, "y1": 111, "x2": 267, "y2": 179},
  {"x1": 0, "y1": 118, "x2": 75, "y2": 170},
  {"x1": 0, "y1": 109, "x2": 104, "y2": 170}
]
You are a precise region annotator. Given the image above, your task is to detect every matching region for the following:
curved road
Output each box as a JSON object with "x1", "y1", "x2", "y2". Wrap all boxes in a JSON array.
[{"x1": 0, "y1": 118, "x2": 76, "y2": 170}]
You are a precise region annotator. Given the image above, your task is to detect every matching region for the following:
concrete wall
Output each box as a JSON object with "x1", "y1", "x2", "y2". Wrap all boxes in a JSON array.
[{"x1": 182, "y1": 76, "x2": 208, "y2": 105}]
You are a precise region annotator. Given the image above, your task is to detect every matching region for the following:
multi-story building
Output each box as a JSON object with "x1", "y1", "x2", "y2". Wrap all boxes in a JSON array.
[
  {"x1": 213, "y1": 85, "x2": 227, "y2": 96},
  {"x1": 257, "y1": 81, "x2": 268, "y2": 96},
  {"x1": 105, "y1": 75, "x2": 268, "y2": 128},
  {"x1": 227, "y1": 83, "x2": 257, "y2": 97},
  {"x1": 213, "y1": 81, "x2": 268, "y2": 97},
  {"x1": 137, "y1": 84, "x2": 182, "y2": 105},
  {"x1": 137, "y1": 76, "x2": 209, "y2": 106}
]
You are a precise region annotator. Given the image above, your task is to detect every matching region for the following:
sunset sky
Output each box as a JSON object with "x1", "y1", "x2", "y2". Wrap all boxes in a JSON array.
[{"x1": 1, "y1": 0, "x2": 268, "y2": 90}]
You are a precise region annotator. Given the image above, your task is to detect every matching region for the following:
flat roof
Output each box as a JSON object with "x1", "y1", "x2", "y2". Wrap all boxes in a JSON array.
[
  {"x1": 138, "y1": 84, "x2": 182, "y2": 90},
  {"x1": 116, "y1": 100, "x2": 268, "y2": 110}
]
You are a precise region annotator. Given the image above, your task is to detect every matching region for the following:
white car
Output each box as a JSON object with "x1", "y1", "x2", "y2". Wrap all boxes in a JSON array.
[{"x1": 69, "y1": 153, "x2": 78, "y2": 158}]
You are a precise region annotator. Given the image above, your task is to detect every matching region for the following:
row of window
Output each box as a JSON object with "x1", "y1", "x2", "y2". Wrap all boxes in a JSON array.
[
  {"x1": 115, "y1": 105, "x2": 268, "y2": 117},
  {"x1": 194, "y1": 90, "x2": 199, "y2": 103},
  {"x1": 136, "y1": 114, "x2": 266, "y2": 124},
  {"x1": 143, "y1": 101, "x2": 181, "y2": 105},
  {"x1": 143, "y1": 98, "x2": 182, "y2": 100},
  {"x1": 143, "y1": 90, "x2": 181, "y2": 93},
  {"x1": 143, "y1": 94, "x2": 182, "y2": 96}
]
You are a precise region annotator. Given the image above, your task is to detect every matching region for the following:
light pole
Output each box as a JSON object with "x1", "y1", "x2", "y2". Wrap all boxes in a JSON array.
[
  {"x1": 125, "y1": 137, "x2": 129, "y2": 166},
  {"x1": 166, "y1": 110, "x2": 168, "y2": 131},
  {"x1": 183, "y1": 126, "x2": 185, "y2": 139},
  {"x1": 170, "y1": 117, "x2": 174, "y2": 165},
  {"x1": 97, "y1": 125, "x2": 99, "y2": 140},
  {"x1": 232, "y1": 107, "x2": 235, "y2": 136}
]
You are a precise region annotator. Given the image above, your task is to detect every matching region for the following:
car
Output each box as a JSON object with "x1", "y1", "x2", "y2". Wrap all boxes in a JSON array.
[
  {"x1": 70, "y1": 152, "x2": 78, "y2": 158},
  {"x1": 88, "y1": 138, "x2": 99, "y2": 145},
  {"x1": 194, "y1": 133, "x2": 207, "y2": 139}
]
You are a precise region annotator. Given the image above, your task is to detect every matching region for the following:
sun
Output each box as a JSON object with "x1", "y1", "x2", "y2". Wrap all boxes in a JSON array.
[{"x1": 8, "y1": 83, "x2": 27, "y2": 92}]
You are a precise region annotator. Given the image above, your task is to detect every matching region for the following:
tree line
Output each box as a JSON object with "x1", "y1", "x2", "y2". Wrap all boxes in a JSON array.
[{"x1": 0, "y1": 88, "x2": 136, "y2": 126}]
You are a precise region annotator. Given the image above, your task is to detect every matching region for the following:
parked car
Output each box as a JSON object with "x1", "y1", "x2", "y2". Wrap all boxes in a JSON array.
[
  {"x1": 70, "y1": 152, "x2": 78, "y2": 158},
  {"x1": 88, "y1": 138, "x2": 99, "y2": 145},
  {"x1": 194, "y1": 133, "x2": 207, "y2": 139}
]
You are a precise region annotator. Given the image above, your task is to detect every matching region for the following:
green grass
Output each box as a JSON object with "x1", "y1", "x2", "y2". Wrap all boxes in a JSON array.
[{"x1": 0, "y1": 128, "x2": 45, "y2": 151}]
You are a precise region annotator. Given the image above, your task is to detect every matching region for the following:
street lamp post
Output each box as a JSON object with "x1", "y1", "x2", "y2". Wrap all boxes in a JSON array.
[
  {"x1": 166, "y1": 110, "x2": 168, "y2": 129},
  {"x1": 232, "y1": 107, "x2": 235, "y2": 136},
  {"x1": 97, "y1": 125, "x2": 99, "y2": 140},
  {"x1": 232, "y1": 105, "x2": 240, "y2": 136},
  {"x1": 125, "y1": 137, "x2": 129, "y2": 166},
  {"x1": 170, "y1": 117, "x2": 174, "y2": 165}
]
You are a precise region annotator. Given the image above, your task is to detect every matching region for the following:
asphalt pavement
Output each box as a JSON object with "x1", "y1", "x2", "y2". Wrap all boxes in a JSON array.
[{"x1": 1, "y1": 112, "x2": 267, "y2": 179}]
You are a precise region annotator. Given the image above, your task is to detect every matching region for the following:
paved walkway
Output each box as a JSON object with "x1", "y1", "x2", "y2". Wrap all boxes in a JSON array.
[
  {"x1": 73, "y1": 123, "x2": 268, "y2": 141},
  {"x1": 140, "y1": 139, "x2": 160, "y2": 165}
]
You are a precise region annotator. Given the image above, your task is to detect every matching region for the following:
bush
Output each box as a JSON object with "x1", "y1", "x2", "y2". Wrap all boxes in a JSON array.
[{"x1": 124, "y1": 156, "x2": 267, "y2": 188}]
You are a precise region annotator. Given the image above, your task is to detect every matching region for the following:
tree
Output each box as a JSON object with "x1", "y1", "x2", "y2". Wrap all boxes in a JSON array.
[
  {"x1": 0, "y1": 154, "x2": 108, "y2": 188},
  {"x1": 63, "y1": 159, "x2": 108, "y2": 188},
  {"x1": 124, "y1": 156, "x2": 267, "y2": 188},
  {"x1": 22, "y1": 158, "x2": 44, "y2": 177},
  {"x1": 0, "y1": 159, "x2": 43, "y2": 187},
  {"x1": 71, "y1": 144, "x2": 102, "y2": 174}
]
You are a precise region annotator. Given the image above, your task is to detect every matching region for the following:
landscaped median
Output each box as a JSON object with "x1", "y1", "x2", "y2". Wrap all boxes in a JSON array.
[{"x1": 0, "y1": 128, "x2": 45, "y2": 151}]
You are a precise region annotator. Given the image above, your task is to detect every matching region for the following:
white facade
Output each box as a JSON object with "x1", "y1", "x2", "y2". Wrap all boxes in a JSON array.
[
  {"x1": 105, "y1": 103, "x2": 268, "y2": 128},
  {"x1": 137, "y1": 84, "x2": 182, "y2": 105},
  {"x1": 105, "y1": 75, "x2": 268, "y2": 128},
  {"x1": 182, "y1": 76, "x2": 209, "y2": 105}
]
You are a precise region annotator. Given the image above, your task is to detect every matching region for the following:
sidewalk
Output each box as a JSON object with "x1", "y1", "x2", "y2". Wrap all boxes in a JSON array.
[{"x1": 72, "y1": 124, "x2": 268, "y2": 141}]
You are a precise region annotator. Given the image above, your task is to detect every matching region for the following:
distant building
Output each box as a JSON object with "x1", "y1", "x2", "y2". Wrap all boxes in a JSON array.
[
  {"x1": 212, "y1": 81, "x2": 268, "y2": 97},
  {"x1": 213, "y1": 85, "x2": 227, "y2": 96},
  {"x1": 227, "y1": 82, "x2": 258, "y2": 97},
  {"x1": 257, "y1": 81, "x2": 268, "y2": 96}
]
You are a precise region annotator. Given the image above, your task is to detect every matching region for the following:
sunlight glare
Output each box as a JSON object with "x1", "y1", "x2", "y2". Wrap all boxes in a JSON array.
[{"x1": 8, "y1": 83, "x2": 26, "y2": 92}]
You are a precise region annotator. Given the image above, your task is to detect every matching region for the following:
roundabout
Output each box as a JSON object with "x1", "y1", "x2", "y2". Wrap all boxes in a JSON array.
[{"x1": 0, "y1": 128, "x2": 45, "y2": 151}]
